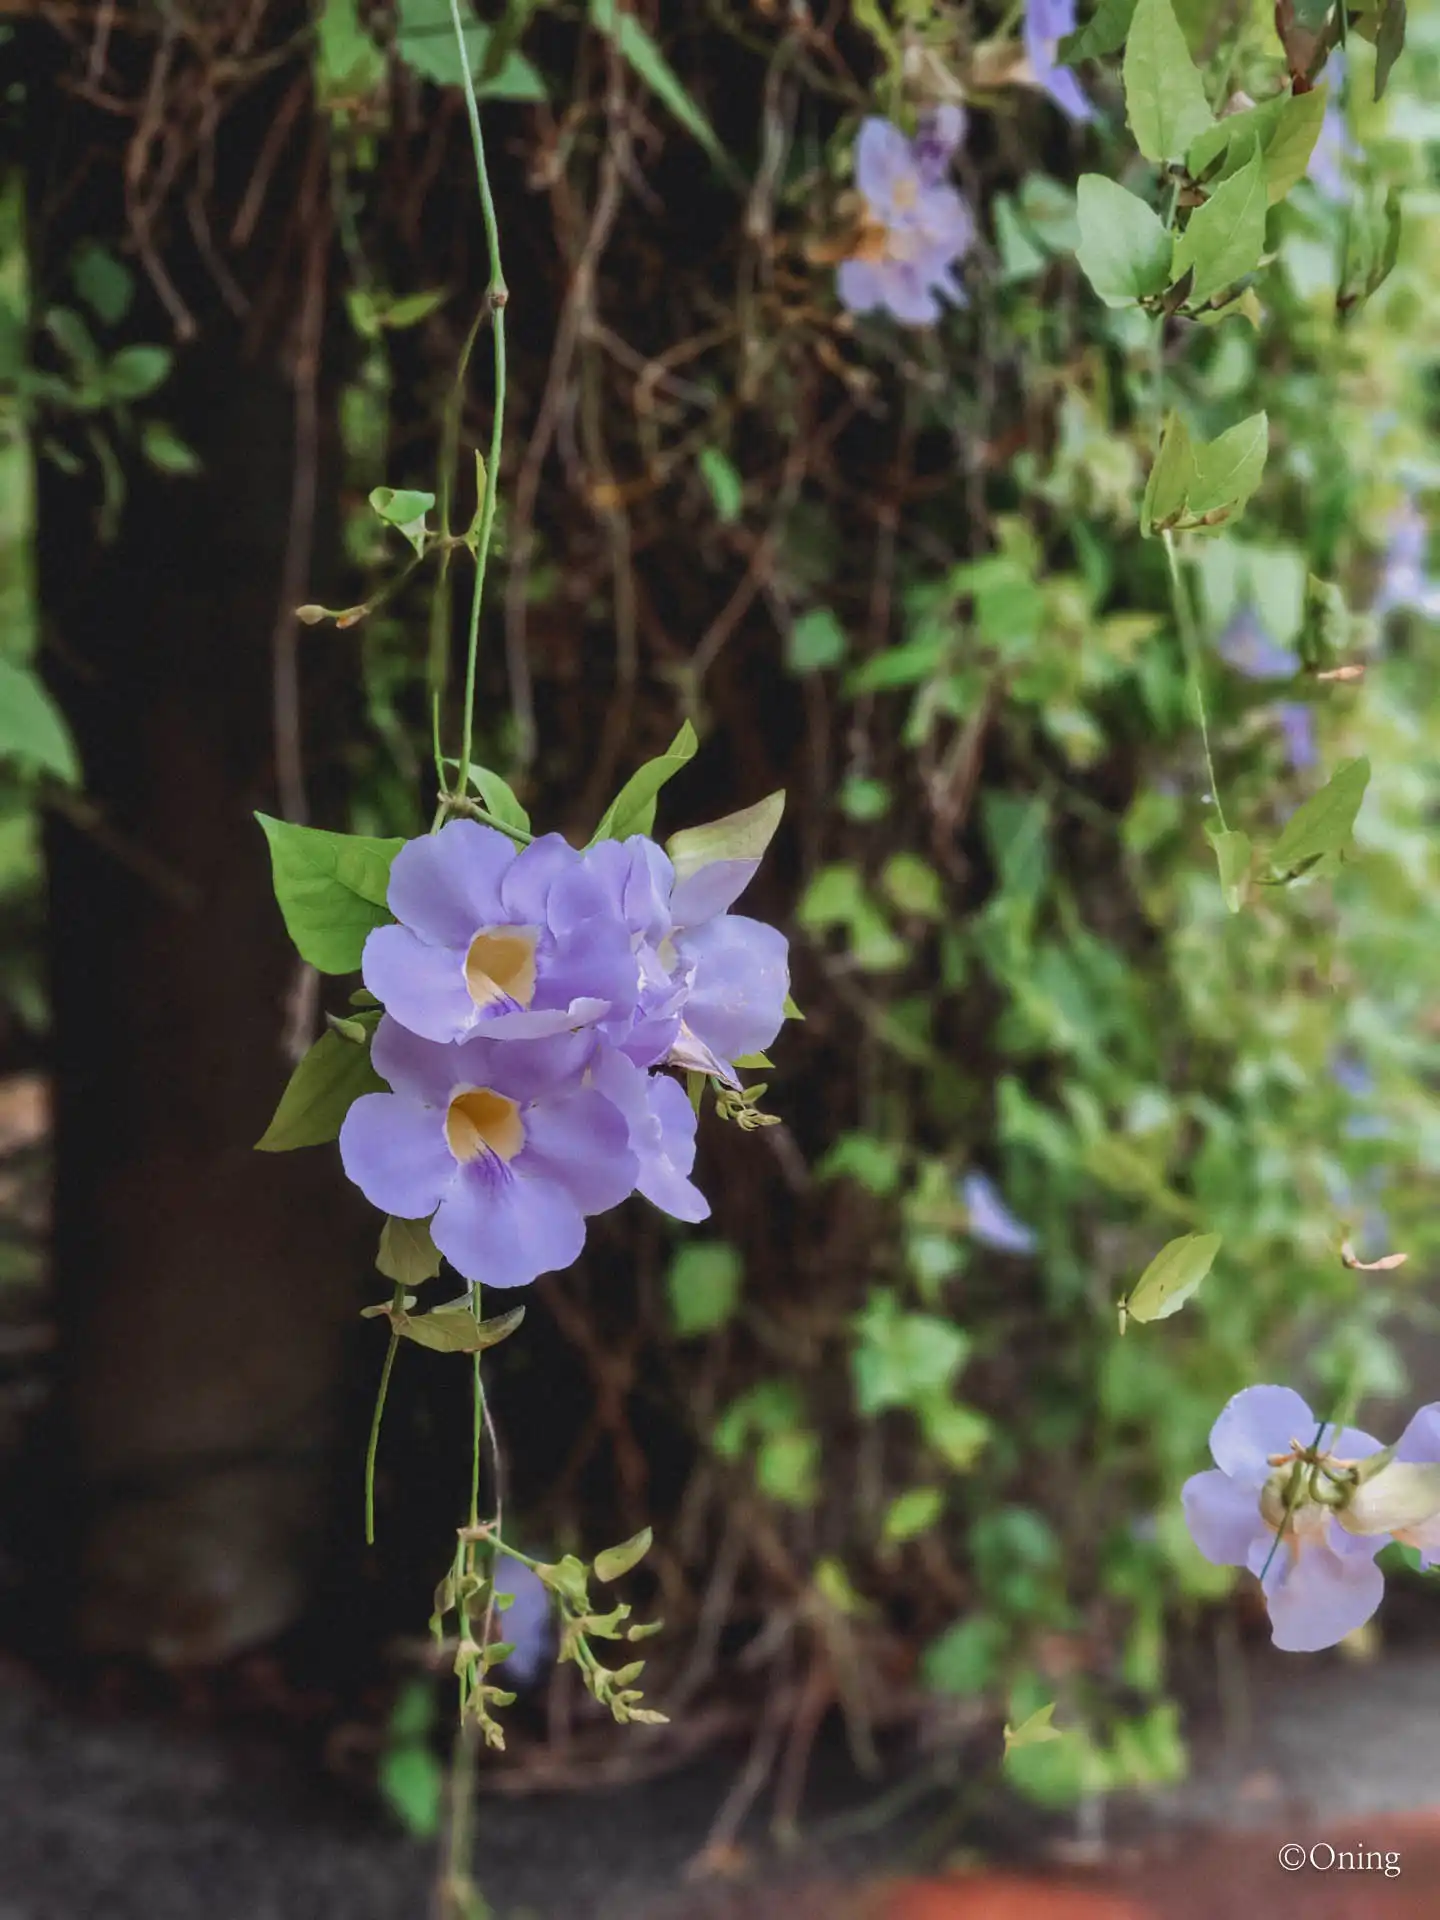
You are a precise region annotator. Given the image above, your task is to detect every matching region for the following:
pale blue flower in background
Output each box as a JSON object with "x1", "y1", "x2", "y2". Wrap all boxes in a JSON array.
[
  {"x1": 1024, "y1": 0, "x2": 1094, "y2": 125},
  {"x1": 961, "y1": 1170, "x2": 1037, "y2": 1255},
  {"x1": 492, "y1": 1554, "x2": 554, "y2": 1685},
  {"x1": 1374, "y1": 497, "x2": 1440, "y2": 619},
  {"x1": 1214, "y1": 605, "x2": 1299, "y2": 681},
  {"x1": 837, "y1": 110, "x2": 974, "y2": 327},
  {"x1": 1274, "y1": 701, "x2": 1318, "y2": 772},
  {"x1": 1307, "y1": 57, "x2": 1362, "y2": 202}
]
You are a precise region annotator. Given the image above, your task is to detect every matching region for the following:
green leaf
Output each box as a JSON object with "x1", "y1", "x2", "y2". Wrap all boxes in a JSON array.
[
  {"x1": 852, "y1": 1291, "x2": 969, "y2": 1417},
  {"x1": 395, "y1": 0, "x2": 546, "y2": 96},
  {"x1": 589, "y1": 720, "x2": 698, "y2": 843},
  {"x1": 1004, "y1": 1701, "x2": 1065, "y2": 1752},
  {"x1": 469, "y1": 765, "x2": 531, "y2": 835},
  {"x1": 1060, "y1": 0, "x2": 1138, "y2": 62},
  {"x1": 782, "y1": 992, "x2": 804, "y2": 1020},
  {"x1": 377, "y1": 1215, "x2": 442, "y2": 1287},
  {"x1": 1122, "y1": 0, "x2": 1213, "y2": 164},
  {"x1": 317, "y1": 0, "x2": 386, "y2": 101},
  {"x1": 1172, "y1": 149, "x2": 1267, "y2": 306},
  {"x1": 389, "y1": 1301, "x2": 526, "y2": 1353},
  {"x1": 369, "y1": 484, "x2": 434, "y2": 555},
  {"x1": 1187, "y1": 410, "x2": 1268, "y2": 521},
  {"x1": 1120, "y1": 1231, "x2": 1222, "y2": 1328},
  {"x1": 1257, "y1": 87, "x2": 1328, "y2": 202},
  {"x1": 0, "y1": 657, "x2": 80, "y2": 784},
  {"x1": 255, "y1": 1028, "x2": 385, "y2": 1150},
  {"x1": 1376, "y1": 0, "x2": 1407, "y2": 101},
  {"x1": 594, "y1": 1526, "x2": 653, "y2": 1582},
  {"x1": 880, "y1": 851, "x2": 944, "y2": 919},
  {"x1": 103, "y1": 344, "x2": 172, "y2": 401},
  {"x1": 666, "y1": 790, "x2": 784, "y2": 885},
  {"x1": 1206, "y1": 825, "x2": 1251, "y2": 913},
  {"x1": 921, "y1": 1614, "x2": 1006, "y2": 1696},
  {"x1": 697, "y1": 446, "x2": 742, "y2": 522},
  {"x1": 71, "y1": 243, "x2": 134, "y2": 326},
  {"x1": 786, "y1": 606, "x2": 848, "y2": 674},
  {"x1": 381, "y1": 289, "x2": 449, "y2": 330},
  {"x1": 883, "y1": 1487, "x2": 944, "y2": 1544},
  {"x1": 587, "y1": 0, "x2": 726, "y2": 168},
  {"x1": 667, "y1": 1240, "x2": 743, "y2": 1336},
  {"x1": 140, "y1": 420, "x2": 201, "y2": 475},
  {"x1": 1267, "y1": 756, "x2": 1371, "y2": 876},
  {"x1": 1141, "y1": 410, "x2": 1197, "y2": 538},
  {"x1": 1074, "y1": 175, "x2": 1172, "y2": 307},
  {"x1": 255, "y1": 814, "x2": 403, "y2": 973},
  {"x1": 378, "y1": 1742, "x2": 443, "y2": 1838},
  {"x1": 1341, "y1": 186, "x2": 1403, "y2": 311}
]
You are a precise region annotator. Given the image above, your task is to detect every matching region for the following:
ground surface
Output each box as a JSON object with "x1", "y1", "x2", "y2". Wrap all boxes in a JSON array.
[{"x1": 6, "y1": 1637, "x2": 1440, "y2": 1919}]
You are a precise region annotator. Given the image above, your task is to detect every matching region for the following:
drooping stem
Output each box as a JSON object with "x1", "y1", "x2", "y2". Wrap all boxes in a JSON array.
[
  {"x1": 445, "y1": 0, "x2": 510, "y2": 808},
  {"x1": 1163, "y1": 529, "x2": 1227, "y2": 834},
  {"x1": 363, "y1": 1285, "x2": 406, "y2": 1546}
]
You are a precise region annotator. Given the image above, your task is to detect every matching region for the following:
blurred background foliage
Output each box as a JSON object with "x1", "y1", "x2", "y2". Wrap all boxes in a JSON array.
[{"x1": 4, "y1": 0, "x2": 1440, "y2": 1836}]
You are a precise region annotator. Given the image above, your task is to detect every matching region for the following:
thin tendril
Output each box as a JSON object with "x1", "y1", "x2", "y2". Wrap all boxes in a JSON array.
[
  {"x1": 363, "y1": 1284, "x2": 406, "y2": 1546},
  {"x1": 1164, "y1": 529, "x2": 1228, "y2": 833}
]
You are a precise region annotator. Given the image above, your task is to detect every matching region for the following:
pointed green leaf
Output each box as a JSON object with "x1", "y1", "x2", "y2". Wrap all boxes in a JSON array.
[
  {"x1": 665, "y1": 790, "x2": 784, "y2": 884},
  {"x1": 1206, "y1": 825, "x2": 1251, "y2": 912},
  {"x1": 883, "y1": 1487, "x2": 944, "y2": 1544},
  {"x1": 1187, "y1": 410, "x2": 1268, "y2": 522},
  {"x1": 0, "y1": 656, "x2": 80, "y2": 784},
  {"x1": 256, "y1": 1028, "x2": 385, "y2": 1150},
  {"x1": 588, "y1": 0, "x2": 725, "y2": 167},
  {"x1": 1004, "y1": 1701, "x2": 1064, "y2": 1752},
  {"x1": 369, "y1": 484, "x2": 434, "y2": 555},
  {"x1": 1268, "y1": 756, "x2": 1370, "y2": 876},
  {"x1": 377, "y1": 1215, "x2": 442, "y2": 1287},
  {"x1": 1060, "y1": 0, "x2": 1138, "y2": 62},
  {"x1": 1188, "y1": 88, "x2": 1326, "y2": 206},
  {"x1": 667, "y1": 1240, "x2": 743, "y2": 1336},
  {"x1": 390, "y1": 1301, "x2": 525, "y2": 1353},
  {"x1": 1120, "y1": 1231, "x2": 1222, "y2": 1326},
  {"x1": 1141, "y1": 409, "x2": 1197, "y2": 537},
  {"x1": 256, "y1": 815, "x2": 403, "y2": 972},
  {"x1": 593, "y1": 1526, "x2": 653, "y2": 1583},
  {"x1": 1074, "y1": 175, "x2": 1173, "y2": 307},
  {"x1": 1376, "y1": 0, "x2": 1407, "y2": 101},
  {"x1": 469, "y1": 765, "x2": 531, "y2": 836},
  {"x1": 1172, "y1": 149, "x2": 1267, "y2": 306},
  {"x1": 395, "y1": 0, "x2": 545, "y2": 95},
  {"x1": 1123, "y1": 0, "x2": 1213, "y2": 163},
  {"x1": 589, "y1": 720, "x2": 698, "y2": 843}
]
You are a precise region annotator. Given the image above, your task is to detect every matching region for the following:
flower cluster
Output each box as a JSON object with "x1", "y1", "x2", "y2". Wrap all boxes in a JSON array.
[
  {"x1": 340, "y1": 819, "x2": 789, "y2": 1289},
  {"x1": 1184, "y1": 1387, "x2": 1440, "y2": 1652},
  {"x1": 837, "y1": 108, "x2": 974, "y2": 328}
]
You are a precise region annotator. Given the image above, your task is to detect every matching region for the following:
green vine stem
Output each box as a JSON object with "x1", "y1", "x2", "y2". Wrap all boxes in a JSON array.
[{"x1": 1163, "y1": 529, "x2": 1227, "y2": 834}]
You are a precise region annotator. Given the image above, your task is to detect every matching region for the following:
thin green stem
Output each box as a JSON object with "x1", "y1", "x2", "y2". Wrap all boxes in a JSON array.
[
  {"x1": 445, "y1": 0, "x2": 509, "y2": 808},
  {"x1": 364, "y1": 1284, "x2": 407, "y2": 1545},
  {"x1": 469, "y1": 1285, "x2": 484, "y2": 1532},
  {"x1": 1163, "y1": 530, "x2": 1228, "y2": 834}
]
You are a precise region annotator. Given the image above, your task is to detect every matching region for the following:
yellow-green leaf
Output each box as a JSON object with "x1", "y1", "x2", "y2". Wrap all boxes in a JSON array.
[{"x1": 1120, "y1": 1231, "x2": 1222, "y2": 1329}]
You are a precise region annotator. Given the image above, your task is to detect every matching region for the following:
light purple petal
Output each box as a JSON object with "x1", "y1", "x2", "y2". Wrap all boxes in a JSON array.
[
  {"x1": 591, "y1": 1050, "x2": 710, "y2": 1223},
  {"x1": 362, "y1": 923, "x2": 475, "y2": 1043},
  {"x1": 1182, "y1": 1469, "x2": 1263, "y2": 1567},
  {"x1": 854, "y1": 117, "x2": 919, "y2": 215},
  {"x1": 913, "y1": 104, "x2": 966, "y2": 185},
  {"x1": 431, "y1": 1162, "x2": 586, "y2": 1289},
  {"x1": 1024, "y1": 3, "x2": 1094, "y2": 126},
  {"x1": 532, "y1": 915, "x2": 641, "y2": 1020},
  {"x1": 386, "y1": 820, "x2": 513, "y2": 947},
  {"x1": 837, "y1": 257, "x2": 886, "y2": 316},
  {"x1": 517, "y1": 1084, "x2": 638, "y2": 1217},
  {"x1": 1327, "y1": 1424, "x2": 1383, "y2": 1464},
  {"x1": 493, "y1": 1555, "x2": 554, "y2": 1685},
  {"x1": 961, "y1": 1170, "x2": 1036, "y2": 1254},
  {"x1": 670, "y1": 859, "x2": 760, "y2": 929},
  {"x1": 1254, "y1": 1533, "x2": 1385, "y2": 1652},
  {"x1": 677, "y1": 915, "x2": 789, "y2": 1067},
  {"x1": 478, "y1": 998, "x2": 613, "y2": 1040},
  {"x1": 1209, "y1": 1385, "x2": 1317, "y2": 1485},
  {"x1": 449, "y1": 1028, "x2": 596, "y2": 1103},
  {"x1": 370, "y1": 1013, "x2": 467, "y2": 1107},
  {"x1": 1275, "y1": 702, "x2": 1318, "y2": 771},
  {"x1": 498, "y1": 832, "x2": 585, "y2": 925},
  {"x1": 339, "y1": 1091, "x2": 454, "y2": 1219},
  {"x1": 1215, "y1": 607, "x2": 1300, "y2": 680},
  {"x1": 878, "y1": 263, "x2": 945, "y2": 328},
  {"x1": 1397, "y1": 1403, "x2": 1440, "y2": 1465}
]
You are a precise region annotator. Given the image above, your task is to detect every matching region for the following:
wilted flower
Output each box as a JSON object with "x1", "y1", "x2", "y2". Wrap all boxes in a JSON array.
[
  {"x1": 1183, "y1": 1385, "x2": 1387, "y2": 1652},
  {"x1": 1391, "y1": 1404, "x2": 1440, "y2": 1567},
  {"x1": 339, "y1": 1019, "x2": 638, "y2": 1288},
  {"x1": 1023, "y1": 0, "x2": 1094, "y2": 124},
  {"x1": 837, "y1": 109, "x2": 975, "y2": 327},
  {"x1": 363, "y1": 822, "x2": 640, "y2": 1046},
  {"x1": 961, "y1": 1170, "x2": 1037, "y2": 1255}
]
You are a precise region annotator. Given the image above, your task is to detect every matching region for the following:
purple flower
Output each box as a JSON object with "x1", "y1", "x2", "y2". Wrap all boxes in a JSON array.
[
  {"x1": 1023, "y1": 0, "x2": 1094, "y2": 124},
  {"x1": 1274, "y1": 701, "x2": 1318, "y2": 771},
  {"x1": 1330, "y1": 1049, "x2": 1374, "y2": 1100},
  {"x1": 587, "y1": 1045, "x2": 710, "y2": 1223},
  {"x1": 1182, "y1": 1385, "x2": 1386, "y2": 1652},
  {"x1": 362, "y1": 822, "x2": 640, "y2": 1047},
  {"x1": 961, "y1": 1170, "x2": 1037, "y2": 1255},
  {"x1": 1375, "y1": 498, "x2": 1440, "y2": 618},
  {"x1": 1215, "y1": 606, "x2": 1299, "y2": 681},
  {"x1": 1308, "y1": 57, "x2": 1361, "y2": 203},
  {"x1": 492, "y1": 1554, "x2": 554, "y2": 1685},
  {"x1": 1392, "y1": 1405, "x2": 1440, "y2": 1567},
  {"x1": 838, "y1": 114, "x2": 975, "y2": 327},
  {"x1": 339, "y1": 1018, "x2": 639, "y2": 1288}
]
